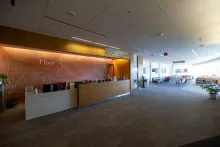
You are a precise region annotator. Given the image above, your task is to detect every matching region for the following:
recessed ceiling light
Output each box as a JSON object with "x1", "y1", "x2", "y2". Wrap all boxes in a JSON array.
[
  {"x1": 158, "y1": 33, "x2": 164, "y2": 36},
  {"x1": 67, "y1": 12, "x2": 76, "y2": 16},
  {"x1": 192, "y1": 49, "x2": 201, "y2": 61}
]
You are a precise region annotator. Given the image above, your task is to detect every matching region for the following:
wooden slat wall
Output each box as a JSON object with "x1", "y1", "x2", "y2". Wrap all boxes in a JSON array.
[{"x1": 78, "y1": 80, "x2": 130, "y2": 106}]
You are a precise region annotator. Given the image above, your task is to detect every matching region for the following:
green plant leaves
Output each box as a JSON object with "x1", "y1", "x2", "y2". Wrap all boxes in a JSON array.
[
  {"x1": 200, "y1": 84, "x2": 219, "y2": 94},
  {"x1": 0, "y1": 73, "x2": 8, "y2": 85}
]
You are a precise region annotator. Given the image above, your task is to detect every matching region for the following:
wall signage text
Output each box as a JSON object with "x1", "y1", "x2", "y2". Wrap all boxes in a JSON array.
[{"x1": 40, "y1": 59, "x2": 55, "y2": 65}]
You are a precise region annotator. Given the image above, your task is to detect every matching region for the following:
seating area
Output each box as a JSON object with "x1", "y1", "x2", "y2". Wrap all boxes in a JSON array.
[
  {"x1": 164, "y1": 77, "x2": 171, "y2": 82},
  {"x1": 151, "y1": 75, "x2": 190, "y2": 86},
  {"x1": 176, "y1": 78, "x2": 187, "y2": 85},
  {"x1": 152, "y1": 77, "x2": 163, "y2": 84},
  {"x1": 196, "y1": 75, "x2": 219, "y2": 85}
]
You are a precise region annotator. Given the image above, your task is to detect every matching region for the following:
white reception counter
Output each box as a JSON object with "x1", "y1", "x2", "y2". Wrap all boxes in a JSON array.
[{"x1": 25, "y1": 89, "x2": 78, "y2": 120}]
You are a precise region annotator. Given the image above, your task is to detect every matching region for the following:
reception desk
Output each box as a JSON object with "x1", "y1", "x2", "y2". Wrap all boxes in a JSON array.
[
  {"x1": 25, "y1": 89, "x2": 77, "y2": 120},
  {"x1": 78, "y1": 80, "x2": 130, "y2": 106},
  {"x1": 25, "y1": 80, "x2": 130, "y2": 120}
]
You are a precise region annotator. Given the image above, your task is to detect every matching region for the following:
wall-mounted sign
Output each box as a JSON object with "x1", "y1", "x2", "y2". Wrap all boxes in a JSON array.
[
  {"x1": 173, "y1": 60, "x2": 185, "y2": 64},
  {"x1": 40, "y1": 59, "x2": 55, "y2": 65},
  {"x1": 105, "y1": 48, "x2": 130, "y2": 59}
]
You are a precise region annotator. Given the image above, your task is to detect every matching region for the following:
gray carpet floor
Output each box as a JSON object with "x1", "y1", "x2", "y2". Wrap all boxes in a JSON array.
[{"x1": 1, "y1": 84, "x2": 220, "y2": 147}]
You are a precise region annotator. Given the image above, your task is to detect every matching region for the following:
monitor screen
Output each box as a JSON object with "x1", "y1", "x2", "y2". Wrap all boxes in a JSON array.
[
  {"x1": 62, "y1": 82, "x2": 66, "y2": 87},
  {"x1": 43, "y1": 84, "x2": 51, "y2": 93},
  {"x1": 52, "y1": 84, "x2": 59, "y2": 91}
]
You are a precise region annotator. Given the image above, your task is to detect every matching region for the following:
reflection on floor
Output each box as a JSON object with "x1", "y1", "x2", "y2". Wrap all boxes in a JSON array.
[
  {"x1": 0, "y1": 103, "x2": 25, "y2": 124},
  {"x1": 1, "y1": 84, "x2": 220, "y2": 147},
  {"x1": 150, "y1": 80, "x2": 190, "y2": 89},
  {"x1": 182, "y1": 83, "x2": 208, "y2": 95}
]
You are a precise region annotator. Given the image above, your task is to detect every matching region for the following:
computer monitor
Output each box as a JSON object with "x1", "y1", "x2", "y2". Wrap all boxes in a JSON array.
[
  {"x1": 62, "y1": 82, "x2": 66, "y2": 87},
  {"x1": 68, "y1": 82, "x2": 75, "y2": 89},
  {"x1": 52, "y1": 83, "x2": 59, "y2": 91},
  {"x1": 43, "y1": 84, "x2": 51, "y2": 93}
]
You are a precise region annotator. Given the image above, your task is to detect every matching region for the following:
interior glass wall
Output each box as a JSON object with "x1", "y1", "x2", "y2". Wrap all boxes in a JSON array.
[{"x1": 194, "y1": 61, "x2": 220, "y2": 77}]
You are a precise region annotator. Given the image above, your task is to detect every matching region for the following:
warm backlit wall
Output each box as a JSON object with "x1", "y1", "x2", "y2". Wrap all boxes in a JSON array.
[
  {"x1": 113, "y1": 59, "x2": 130, "y2": 79},
  {"x1": 0, "y1": 46, "x2": 113, "y2": 101}
]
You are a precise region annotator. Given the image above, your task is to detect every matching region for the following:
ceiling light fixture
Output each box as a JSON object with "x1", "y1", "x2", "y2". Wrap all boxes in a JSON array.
[
  {"x1": 71, "y1": 37, "x2": 92, "y2": 43},
  {"x1": 199, "y1": 44, "x2": 205, "y2": 48},
  {"x1": 10, "y1": 0, "x2": 15, "y2": 6},
  {"x1": 158, "y1": 33, "x2": 164, "y2": 37},
  {"x1": 71, "y1": 37, "x2": 120, "y2": 49},
  {"x1": 93, "y1": 42, "x2": 108, "y2": 47},
  {"x1": 108, "y1": 46, "x2": 120, "y2": 50},
  {"x1": 192, "y1": 49, "x2": 201, "y2": 60}
]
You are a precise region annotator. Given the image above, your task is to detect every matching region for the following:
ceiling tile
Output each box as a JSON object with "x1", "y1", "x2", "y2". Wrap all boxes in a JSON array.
[
  {"x1": 40, "y1": 17, "x2": 130, "y2": 51},
  {"x1": 163, "y1": 0, "x2": 220, "y2": 39},
  {"x1": 154, "y1": 0, "x2": 184, "y2": 10},
  {"x1": 39, "y1": 17, "x2": 81, "y2": 40},
  {"x1": 45, "y1": 0, "x2": 115, "y2": 27},
  {"x1": 0, "y1": 0, "x2": 48, "y2": 32},
  {"x1": 1, "y1": 0, "x2": 220, "y2": 64},
  {"x1": 102, "y1": 0, "x2": 160, "y2": 15}
]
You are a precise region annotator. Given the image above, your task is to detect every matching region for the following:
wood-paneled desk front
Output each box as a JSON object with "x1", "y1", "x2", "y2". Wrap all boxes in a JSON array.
[{"x1": 78, "y1": 80, "x2": 130, "y2": 106}]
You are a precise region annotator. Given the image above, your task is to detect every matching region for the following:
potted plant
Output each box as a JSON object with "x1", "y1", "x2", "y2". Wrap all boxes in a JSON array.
[
  {"x1": 137, "y1": 78, "x2": 143, "y2": 90},
  {"x1": 0, "y1": 74, "x2": 8, "y2": 85},
  {"x1": 200, "y1": 84, "x2": 219, "y2": 100}
]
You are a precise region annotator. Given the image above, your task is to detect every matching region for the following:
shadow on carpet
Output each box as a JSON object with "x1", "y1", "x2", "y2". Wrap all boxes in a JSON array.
[{"x1": 180, "y1": 135, "x2": 220, "y2": 147}]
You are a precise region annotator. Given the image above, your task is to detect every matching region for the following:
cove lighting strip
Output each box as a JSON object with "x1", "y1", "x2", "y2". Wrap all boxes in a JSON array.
[
  {"x1": 71, "y1": 37, "x2": 120, "y2": 49},
  {"x1": 71, "y1": 37, "x2": 92, "y2": 43}
]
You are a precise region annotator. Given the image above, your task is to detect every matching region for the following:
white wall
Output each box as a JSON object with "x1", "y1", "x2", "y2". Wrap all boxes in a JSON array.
[
  {"x1": 151, "y1": 62, "x2": 159, "y2": 79},
  {"x1": 143, "y1": 60, "x2": 150, "y2": 85},
  {"x1": 194, "y1": 61, "x2": 220, "y2": 78},
  {"x1": 147, "y1": 61, "x2": 172, "y2": 80},
  {"x1": 160, "y1": 63, "x2": 172, "y2": 77}
]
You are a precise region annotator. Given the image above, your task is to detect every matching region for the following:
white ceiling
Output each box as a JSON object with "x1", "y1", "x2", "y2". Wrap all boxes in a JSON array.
[{"x1": 1, "y1": 0, "x2": 220, "y2": 64}]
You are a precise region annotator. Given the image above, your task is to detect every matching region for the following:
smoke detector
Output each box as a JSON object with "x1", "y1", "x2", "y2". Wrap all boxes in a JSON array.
[
  {"x1": 199, "y1": 44, "x2": 205, "y2": 47},
  {"x1": 67, "y1": 12, "x2": 76, "y2": 16}
]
